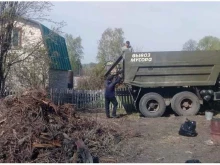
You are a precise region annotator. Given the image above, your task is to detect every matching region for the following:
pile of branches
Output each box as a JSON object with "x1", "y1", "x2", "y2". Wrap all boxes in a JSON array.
[{"x1": 0, "y1": 89, "x2": 119, "y2": 163}]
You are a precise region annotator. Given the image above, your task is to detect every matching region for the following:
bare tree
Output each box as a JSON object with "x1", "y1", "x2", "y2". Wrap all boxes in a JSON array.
[
  {"x1": 0, "y1": 2, "x2": 64, "y2": 96},
  {"x1": 133, "y1": 45, "x2": 144, "y2": 52},
  {"x1": 182, "y1": 39, "x2": 198, "y2": 51}
]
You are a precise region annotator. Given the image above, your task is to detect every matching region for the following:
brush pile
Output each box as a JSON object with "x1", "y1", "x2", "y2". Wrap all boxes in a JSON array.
[{"x1": 0, "y1": 89, "x2": 119, "y2": 163}]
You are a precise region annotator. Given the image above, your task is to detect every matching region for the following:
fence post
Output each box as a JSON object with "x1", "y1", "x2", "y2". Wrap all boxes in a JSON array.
[{"x1": 71, "y1": 89, "x2": 74, "y2": 105}]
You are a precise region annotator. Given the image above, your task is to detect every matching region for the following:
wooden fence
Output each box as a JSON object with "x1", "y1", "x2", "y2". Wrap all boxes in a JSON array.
[{"x1": 2, "y1": 88, "x2": 136, "y2": 112}]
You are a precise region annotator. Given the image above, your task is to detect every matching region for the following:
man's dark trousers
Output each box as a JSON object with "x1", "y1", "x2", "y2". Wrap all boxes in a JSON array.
[{"x1": 105, "y1": 96, "x2": 118, "y2": 117}]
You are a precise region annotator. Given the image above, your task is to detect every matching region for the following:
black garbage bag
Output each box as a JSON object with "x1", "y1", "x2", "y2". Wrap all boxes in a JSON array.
[
  {"x1": 185, "y1": 159, "x2": 201, "y2": 163},
  {"x1": 93, "y1": 156, "x2": 99, "y2": 163},
  {"x1": 179, "y1": 119, "x2": 198, "y2": 137}
]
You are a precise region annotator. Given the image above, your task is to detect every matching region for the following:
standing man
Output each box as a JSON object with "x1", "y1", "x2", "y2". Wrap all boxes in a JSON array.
[
  {"x1": 121, "y1": 41, "x2": 133, "y2": 68},
  {"x1": 119, "y1": 41, "x2": 133, "y2": 75},
  {"x1": 122, "y1": 41, "x2": 133, "y2": 57},
  {"x1": 104, "y1": 75, "x2": 121, "y2": 118}
]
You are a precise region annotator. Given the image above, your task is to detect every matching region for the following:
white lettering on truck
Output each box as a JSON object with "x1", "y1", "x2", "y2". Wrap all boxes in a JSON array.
[{"x1": 130, "y1": 53, "x2": 152, "y2": 62}]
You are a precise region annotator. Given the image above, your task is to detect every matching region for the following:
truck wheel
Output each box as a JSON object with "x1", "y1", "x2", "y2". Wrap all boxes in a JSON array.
[
  {"x1": 139, "y1": 93, "x2": 166, "y2": 118},
  {"x1": 171, "y1": 93, "x2": 180, "y2": 111},
  {"x1": 171, "y1": 91, "x2": 200, "y2": 116}
]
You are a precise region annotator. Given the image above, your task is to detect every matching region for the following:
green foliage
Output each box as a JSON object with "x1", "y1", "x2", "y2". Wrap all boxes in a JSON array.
[
  {"x1": 77, "y1": 63, "x2": 105, "y2": 90},
  {"x1": 65, "y1": 34, "x2": 84, "y2": 76},
  {"x1": 197, "y1": 36, "x2": 220, "y2": 50},
  {"x1": 78, "y1": 27, "x2": 125, "y2": 90},
  {"x1": 82, "y1": 62, "x2": 97, "y2": 75},
  {"x1": 97, "y1": 28, "x2": 124, "y2": 64},
  {"x1": 183, "y1": 36, "x2": 220, "y2": 51}
]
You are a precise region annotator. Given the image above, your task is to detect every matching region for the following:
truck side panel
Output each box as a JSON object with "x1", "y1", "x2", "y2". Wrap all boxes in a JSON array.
[{"x1": 124, "y1": 51, "x2": 220, "y2": 87}]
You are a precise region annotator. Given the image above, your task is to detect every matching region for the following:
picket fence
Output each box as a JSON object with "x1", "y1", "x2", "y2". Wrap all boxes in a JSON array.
[
  {"x1": 2, "y1": 88, "x2": 135, "y2": 112},
  {"x1": 49, "y1": 88, "x2": 135, "y2": 111}
]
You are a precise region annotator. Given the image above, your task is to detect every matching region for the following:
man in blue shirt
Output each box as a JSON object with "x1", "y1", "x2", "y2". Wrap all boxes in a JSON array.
[{"x1": 105, "y1": 75, "x2": 121, "y2": 118}]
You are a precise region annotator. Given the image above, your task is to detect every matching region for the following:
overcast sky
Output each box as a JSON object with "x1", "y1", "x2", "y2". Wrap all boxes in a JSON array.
[{"x1": 47, "y1": 1, "x2": 220, "y2": 64}]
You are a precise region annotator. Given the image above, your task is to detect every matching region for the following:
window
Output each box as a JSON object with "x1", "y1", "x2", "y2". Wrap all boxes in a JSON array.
[{"x1": 12, "y1": 28, "x2": 22, "y2": 47}]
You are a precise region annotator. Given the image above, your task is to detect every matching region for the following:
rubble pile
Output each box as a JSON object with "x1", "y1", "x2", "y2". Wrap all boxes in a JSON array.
[{"x1": 0, "y1": 89, "x2": 119, "y2": 163}]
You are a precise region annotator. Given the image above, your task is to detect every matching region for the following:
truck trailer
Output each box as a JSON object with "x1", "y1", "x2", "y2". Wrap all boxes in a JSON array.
[{"x1": 105, "y1": 50, "x2": 220, "y2": 118}]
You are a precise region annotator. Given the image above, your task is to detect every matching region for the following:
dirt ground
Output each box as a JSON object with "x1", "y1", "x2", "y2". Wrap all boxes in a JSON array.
[{"x1": 78, "y1": 109, "x2": 220, "y2": 163}]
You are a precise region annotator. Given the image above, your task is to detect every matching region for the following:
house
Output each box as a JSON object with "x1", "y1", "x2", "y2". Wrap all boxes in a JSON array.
[{"x1": 7, "y1": 18, "x2": 72, "y2": 91}]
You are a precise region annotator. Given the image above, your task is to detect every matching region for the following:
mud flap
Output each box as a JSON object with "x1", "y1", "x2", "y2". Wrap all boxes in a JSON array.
[{"x1": 126, "y1": 86, "x2": 142, "y2": 112}]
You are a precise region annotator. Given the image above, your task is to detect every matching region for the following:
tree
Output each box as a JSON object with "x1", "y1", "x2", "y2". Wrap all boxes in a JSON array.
[
  {"x1": 65, "y1": 34, "x2": 84, "y2": 76},
  {"x1": 133, "y1": 45, "x2": 144, "y2": 52},
  {"x1": 7, "y1": 48, "x2": 50, "y2": 90},
  {"x1": 197, "y1": 36, "x2": 220, "y2": 50},
  {"x1": 77, "y1": 63, "x2": 105, "y2": 90},
  {"x1": 97, "y1": 28, "x2": 124, "y2": 64},
  {"x1": 182, "y1": 39, "x2": 198, "y2": 51},
  {"x1": 82, "y1": 62, "x2": 97, "y2": 75},
  {"x1": 0, "y1": 2, "x2": 63, "y2": 96}
]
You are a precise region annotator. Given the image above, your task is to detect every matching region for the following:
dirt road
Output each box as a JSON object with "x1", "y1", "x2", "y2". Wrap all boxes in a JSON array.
[{"x1": 79, "y1": 109, "x2": 220, "y2": 163}]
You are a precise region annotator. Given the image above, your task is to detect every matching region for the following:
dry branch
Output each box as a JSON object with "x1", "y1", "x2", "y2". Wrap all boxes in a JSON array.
[{"x1": 0, "y1": 89, "x2": 120, "y2": 163}]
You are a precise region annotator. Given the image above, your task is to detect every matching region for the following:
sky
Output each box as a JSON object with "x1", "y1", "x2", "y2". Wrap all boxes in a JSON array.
[{"x1": 46, "y1": 1, "x2": 220, "y2": 64}]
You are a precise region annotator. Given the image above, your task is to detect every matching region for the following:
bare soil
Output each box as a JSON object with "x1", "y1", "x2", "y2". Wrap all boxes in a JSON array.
[{"x1": 79, "y1": 109, "x2": 220, "y2": 163}]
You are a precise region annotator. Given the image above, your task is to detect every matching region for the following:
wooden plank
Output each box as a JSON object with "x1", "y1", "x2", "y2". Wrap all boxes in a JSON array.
[
  {"x1": 75, "y1": 90, "x2": 77, "y2": 109},
  {"x1": 78, "y1": 90, "x2": 80, "y2": 109},
  {"x1": 102, "y1": 90, "x2": 104, "y2": 109},
  {"x1": 85, "y1": 90, "x2": 87, "y2": 109},
  {"x1": 50, "y1": 88, "x2": 53, "y2": 102},
  {"x1": 58, "y1": 88, "x2": 61, "y2": 106},
  {"x1": 98, "y1": 90, "x2": 101, "y2": 109},
  {"x1": 83, "y1": 90, "x2": 85, "y2": 109},
  {"x1": 54, "y1": 88, "x2": 58, "y2": 105},
  {"x1": 78, "y1": 90, "x2": 81, "y2": 109},
  {"x1": 61, "y1": 89, "x2": 63, "y2": 105},
  {"x1": 72, "y1": 89, "x2": 74, "y2": 104},
  {"x1": 33, "y1": 141, "x2": 61, "y2": 148},
  {"x1": 91, "y1": 90, "x2": 93, "y2": 109},
  {"x1": 81, "y1": 90, "x2": 83, "y2": 109},
  {"x1": 99, "y1": 90, "x2": 101, "y2": 109},
  {"x1": 94, "y1": 90, "x2": 96, "y2": 109}
]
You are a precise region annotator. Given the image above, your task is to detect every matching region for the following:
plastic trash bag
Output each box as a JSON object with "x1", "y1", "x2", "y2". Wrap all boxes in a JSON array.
[
  {"x1": 92, "y1": 156, "x2": 99, "y2": 163},
  {"x1": 179, "y1": 119, "x2": 198, "y2": 137},
  {"x1": 185, "y1": 159, "x2": 201, "y2": 163}
]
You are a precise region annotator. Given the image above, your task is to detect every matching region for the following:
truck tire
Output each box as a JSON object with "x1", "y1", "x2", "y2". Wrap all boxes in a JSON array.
[
  {"x1": 171, "y1": 93, "x2": 180, "y2": 111},
  {"x1": 139, "y1": 92, "x2": 166, "y2": 118},
  {"x1": 171, "y1": 91, "x2": 200, "y2": 116}
]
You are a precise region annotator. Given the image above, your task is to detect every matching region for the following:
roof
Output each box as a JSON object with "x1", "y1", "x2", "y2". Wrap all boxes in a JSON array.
[
  {"x1": 39, "y1": 24, "x2": 72, "y2": 71},
  {"x1": 21, "y1": 18, "x2": 72, "y2": 71}
]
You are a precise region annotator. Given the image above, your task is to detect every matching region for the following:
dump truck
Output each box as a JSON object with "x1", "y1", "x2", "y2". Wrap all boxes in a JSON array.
[{"x1": 105, "y1": 50, "x2": 220, "y2": 118}]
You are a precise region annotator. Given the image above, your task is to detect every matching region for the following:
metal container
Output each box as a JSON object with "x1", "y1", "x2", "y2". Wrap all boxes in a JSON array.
[
  {"x1": 123, "y1": 51, "x2": 220, "y2": 87},
  {"x1": 210, "y1": 118, "x2": 220, "y2": 144},
  {"x1": 205, "y1": 111, "x2": 214, "y2": 120}
]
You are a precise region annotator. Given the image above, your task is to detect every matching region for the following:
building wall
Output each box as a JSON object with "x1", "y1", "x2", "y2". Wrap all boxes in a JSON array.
[
  {"x1": 16, "y1": 20, "x2": 43, "y2": 47},
  {"x1": 5, "y1": 20, "x2": 72, "y2": 91},
  {"x1": 6, "y1": 20, "x2": 50, "y2": 91},
  {"x1": 48, "y1": 69, "x2": 69, "y2": 89}
]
